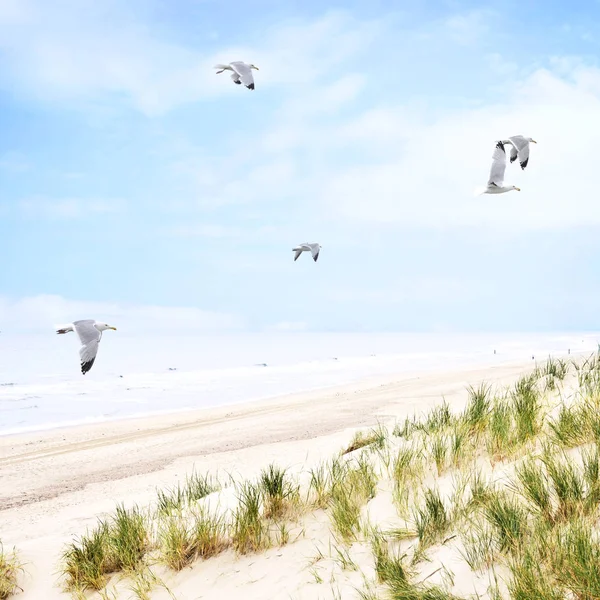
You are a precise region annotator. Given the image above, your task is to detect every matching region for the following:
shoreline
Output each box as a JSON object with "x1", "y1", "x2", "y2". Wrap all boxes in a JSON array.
[
  {"x1": 0, "y1": 351, "x2": 576, "y2": 440},
  {"x1": 2, "y1": 330, "x2": 595, "y2": 439},
  {"x1": 0, "y1": 354, "x2": 536, "y2": 443},
  {"x1": 0, "y1": 357, "x2": 534, "y2": 495}
]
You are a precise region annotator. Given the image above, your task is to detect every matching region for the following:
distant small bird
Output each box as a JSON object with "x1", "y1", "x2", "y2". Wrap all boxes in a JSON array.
[
  {"x1": 56, "y1": 320, "x2": 117, "y2": 375},
  {"x1": 214, "y1": 61, "x2": 259, "y2": 90},
  {"x1": 293, "y1": 242, "x2": 321, "y2": 262},
  {"x1": 501, "y1": 135, "x2": 537, "y2": 170},
  {"x1": 479, "y1": 141, "x2": 521, "y2": 195}
]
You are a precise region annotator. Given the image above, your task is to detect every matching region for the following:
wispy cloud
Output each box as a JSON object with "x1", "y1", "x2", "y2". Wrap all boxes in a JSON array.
[
  {"x1": 170, "y1": 62, "x2": 600, "y2": 232},
  {"x1": 0, "y1": 294, "x2": 245, "y2": 334},
  {"x1": 18, "y1": 197, "x2": 125, "y2": 219},
  {"x1": 0, "y1": 3, "x2": 385, "y2": 116}
]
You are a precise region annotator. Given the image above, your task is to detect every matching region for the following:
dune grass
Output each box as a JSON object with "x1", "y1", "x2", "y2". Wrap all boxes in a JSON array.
[
  {"x1": 309, "y1": 455, "x2": 348, "y2": 509},
  {"x1": 108, "y1": 504, "x2": 150, "y2": 571},
  {"x1": 391, "y1": 443, "x2": 424, "y2": 515},
  {"x1": 329, "y1": 453, "x2": 378, "y2": 542},
  {"x1": 231, "y1": 480, "x2": 269, "y2": 554},
  {"x1": 462, "y1": 383, "x2": 492, "y2": 434},
  {"x1": 0, "y1": 544, "x2": 23, "y2": 600},
  {"x1": 482, "y1": 490, "x2": 529, "y2": 554},
  {"x1": 458, "y1": 519, "x2": 496, "y2": 572},
  {"x1": 259, "y1": 463, "x2": 300, "y2": 520},
  {"x1": 157, "y1": 506, "x2": 228, "y2": 570},
  {"x1": 62, "y1": 521, "x2": 114, "y2": 592},
  {"x1": 412, "y1": 487, "x2": 452, "y2": 549},
  {"x1": 344, "y1": 424, "x2": 388, "y2": 454},
  {"x1": 371, "y1": 528, "x2": 409, "y2": 586},
  {"x1": 56, "y1": 352, "x2": 600, "y2": 599},
  {"x1": 62, "y1": 506, "x2": 150, "y2": 593},
  {"x1": 156, "y1": 472, "x2": 220, "y2": 515}
]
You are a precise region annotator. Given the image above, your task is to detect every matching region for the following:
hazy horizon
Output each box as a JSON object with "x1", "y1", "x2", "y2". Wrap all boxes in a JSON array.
[{"x1": 2, "y1": 330, "x2": 596, "y2": 435}]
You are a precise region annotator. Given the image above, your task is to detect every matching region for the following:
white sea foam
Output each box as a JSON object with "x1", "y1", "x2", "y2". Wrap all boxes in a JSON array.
[{"x1": 0, "y1": 332, "x2": 597, "y2": 435}]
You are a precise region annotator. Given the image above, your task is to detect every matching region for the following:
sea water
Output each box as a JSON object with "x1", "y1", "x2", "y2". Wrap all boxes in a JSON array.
[{"x1": 0, "y1": 332, "x2": 597, "y2": 435}]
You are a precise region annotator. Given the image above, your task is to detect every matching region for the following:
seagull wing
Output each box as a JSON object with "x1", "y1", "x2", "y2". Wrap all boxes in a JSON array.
[
  {"x1": 230, "y1": 62, "x2": 255, "y2": 90},
  {"x1": 73, "y1": 320, "x2": 101, "y2": 375},
  {"x1": 293, "y1": 249, "x2": 303, "y2": 261},
  {"x1": 309, "y1": 244, "x2": 320, "y2": 262},
  {"x1": 508, "y1": 135, "x2": 530, "y2": 170},
  {"x1": 487, "y1": 142, "x2": 507, "y2": 187},
  {"x1": 506, "y1": 141, "x2": 518, "y2": 164},
  {"x1": 230, "y1": 72, "x2": 241, "y2": 85}
]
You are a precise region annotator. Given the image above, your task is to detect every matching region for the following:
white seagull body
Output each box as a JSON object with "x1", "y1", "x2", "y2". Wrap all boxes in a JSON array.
[
  {"x1": 482, "y1": 141, "x2": 521, "y2": 195},
  {"x1": 502, "y1": 135, "x2": 537, "y2": 170},
  {"x1": 293, "y1": 242, "x2": 321, "y2": 262},
  {"x1": 214, "y1": 61, "x2": 259, "y2": 90},
  {"x1": 56, "y1": 319, "x2": 117, "y2": 375}
]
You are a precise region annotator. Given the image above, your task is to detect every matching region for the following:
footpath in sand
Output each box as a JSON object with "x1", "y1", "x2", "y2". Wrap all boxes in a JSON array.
[{"x1": 0, "y1": 358, "x2": 563, "y2": 599}]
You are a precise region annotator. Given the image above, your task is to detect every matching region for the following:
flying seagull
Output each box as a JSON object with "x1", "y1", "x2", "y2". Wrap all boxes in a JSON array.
[
  {"x1": 481, "y1": 141, "x2": 521, "y2": 195},
  {"x1": 502, "y1": 135, "x2": 537, "y2": 170},
  {"x1": 56, "y1": 320, "x2": 117, "y2": 375},
  {"x1": 214, "y1": 61, "x2": 259, "y2": 90},
  {"x1": 293, "y1": 242, "x2": 321, "y2": 262}
]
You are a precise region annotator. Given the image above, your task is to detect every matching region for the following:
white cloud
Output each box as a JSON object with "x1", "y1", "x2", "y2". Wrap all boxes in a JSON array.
[
  {"x1": 4, "y1": 3, "x2": 599, "y2": 236},
  {"x1": 0, "y1": 295, "x2": 245, "y2": 334},
  {"x1": 185, "y1": 61, "x2": 600, "y2": 232},
  {"x1": 323, "y1": 277, "x2": 482, "y2": 305},
  {"x1": 275, "y1": 73, "x2": 367, "y2": 120},
  {"x1": 269, "y1": 321, "x2": 308, "y2": 332},
  {"x1": 318, "y1": 65, "x2": 600, "y2": 230},
  {"x1": 0, "y1": 2, "x2": 384, "y2": 115}
]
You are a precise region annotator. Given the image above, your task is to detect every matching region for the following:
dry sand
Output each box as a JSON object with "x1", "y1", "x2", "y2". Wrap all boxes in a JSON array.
[{"x1": 0, "y1": 358, "x2": 552, "y2": 599}]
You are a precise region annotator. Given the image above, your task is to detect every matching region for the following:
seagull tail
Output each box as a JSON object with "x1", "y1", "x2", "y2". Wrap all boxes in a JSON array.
[
  {"x1": 214, "y1": 64, "x2": 229, "y2": 73},
  {"x1": 473, "y1": 186, "x2": 487, "y2": 197}
]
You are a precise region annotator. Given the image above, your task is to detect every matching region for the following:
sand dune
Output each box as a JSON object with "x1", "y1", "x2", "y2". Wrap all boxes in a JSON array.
[{"x1": 0, "y1": 358, "x2": 568, "y2": 599}]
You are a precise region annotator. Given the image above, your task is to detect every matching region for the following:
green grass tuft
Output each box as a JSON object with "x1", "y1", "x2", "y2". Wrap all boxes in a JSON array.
[
  {"x1": 344, "y1": 425, "x2": 387, "y2": 454},
  {"x1": 259, "y1": 463, "x2": 299, "y2": 520},
  {"x1": 458, "y1": 520, "x2": 496, "y2": 572},
  {"x1": 157, "y1": 507, "x2": 228, "y2": 570},
  {"x1": 61, "y1": 520, "x2": 114, "y2": 592},
  {"x1": 508, "y1": 548, "x2": 563, "y2": 600},
  {"x1": 462, "y1": 383, "x2": 491, "y2": 433},
  {"x1": 0, "y1": 544, "x2": 23, "y2": 600},
  {"x1": 108, "y1": 504, "x2": 150, "y2": 571},
  {"x1": 483, "y1": 491, "x2": 528, "y2": 554},
  {"x1": 231, "y1": 481, "x2": 268, "y2": 554},
  {"x1": 413, "y1": 487, "x2": 450, "y2": 549},
  {"x1": 430, "y1": 434, "x2": 448, "y2": 477},
  {"x1": 551, "y1": 518, "x2": 600, "y2": 597}
]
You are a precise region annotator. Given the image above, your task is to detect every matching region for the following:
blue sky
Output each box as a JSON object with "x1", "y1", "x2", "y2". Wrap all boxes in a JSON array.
[{"x1": 2, "y1": 0, "x2": 600, "y2": 333}]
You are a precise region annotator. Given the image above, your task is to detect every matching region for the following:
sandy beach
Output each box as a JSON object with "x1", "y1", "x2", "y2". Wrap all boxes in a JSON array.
[{"x1": 0, "y1": 356, "x2": 555, "y2": 599}]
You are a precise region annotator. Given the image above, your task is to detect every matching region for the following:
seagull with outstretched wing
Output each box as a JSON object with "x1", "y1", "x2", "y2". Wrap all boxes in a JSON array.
[
  {"x1": 292, "y1": 242, "x2": 321, "y2": 262},
  {"x1": 214, "y1": 61, "x2": 259, "y2": 90},
  {"x1": 56, "y1": 319, "x2": 117, "y2": 375},
  {"x1": 503, "y1": 135, "x2": 537, "y2": 170}
]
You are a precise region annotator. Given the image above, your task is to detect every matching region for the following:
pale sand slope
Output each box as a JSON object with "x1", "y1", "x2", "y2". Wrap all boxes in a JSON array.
[{"x1": 0, "y1": 358, "x2": 555, "y2": 599}]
